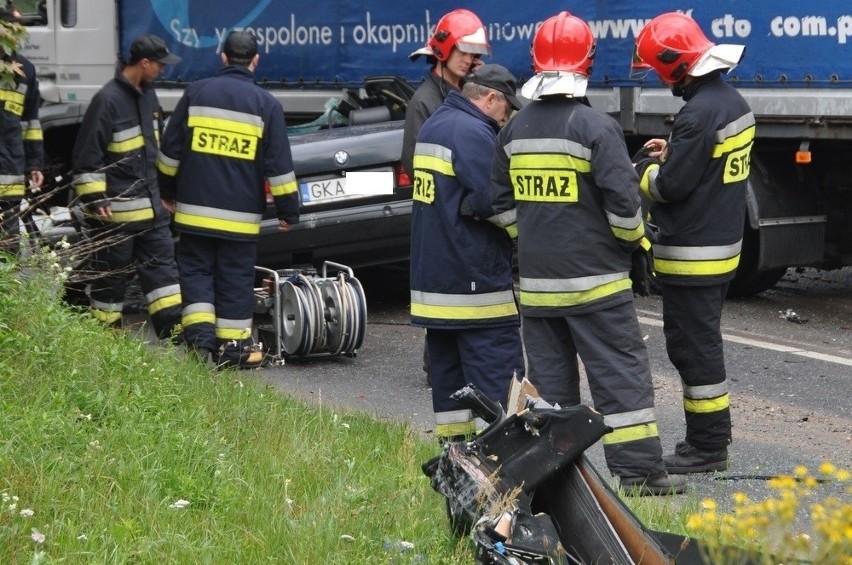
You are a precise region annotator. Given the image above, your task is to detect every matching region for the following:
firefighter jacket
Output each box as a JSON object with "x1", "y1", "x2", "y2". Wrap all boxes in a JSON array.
[
  {"x1": 401, "y1": 71, "x2": 459, "y2": 176},
  {"x1": 156, "y1": 65, "x2": 298, "y2": 241},
  {"x1": 410, "y1": 91, "x2": 518, "y2": 330},
  {"x1": 636, "y1": 72, "x2": 754, "y2": 286},
  {"x1": 71, "y1": 70, "x2": 170, "y2": 228},
  {"x1": 491, "y1": 97, "x2": 645, "y2": 317},
  {"x1": 0, "y1": 52, "x2": 42, "y2": 202}
]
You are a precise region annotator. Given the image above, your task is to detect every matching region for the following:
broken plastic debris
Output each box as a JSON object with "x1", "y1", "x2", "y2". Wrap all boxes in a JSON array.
[{"x1": 779, "y1": 308, "x2": 807, "y2": 324}]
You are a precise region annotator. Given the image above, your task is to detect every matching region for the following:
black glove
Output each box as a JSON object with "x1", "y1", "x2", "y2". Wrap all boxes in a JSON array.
[
  {"x1": 629, "y1": 234, "x2": 660, "y2": 297},
  {"x1": 630, "y1": 247, "x2": 653, "y2": 297},
  {"x1": 631, "y1": 145, "x2": 653, "y2": 162}
]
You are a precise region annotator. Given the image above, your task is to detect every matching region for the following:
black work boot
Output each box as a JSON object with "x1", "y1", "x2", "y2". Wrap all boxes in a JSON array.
[
  {"x1": 215, "y1": 342, "x2": 265, "y2": 370},
  {"x1": 619, "y1": 473, "x2": 687, "y2": 496},
  {"x1": 664, "y1": 440, "x2": 729, "y2": 474}
]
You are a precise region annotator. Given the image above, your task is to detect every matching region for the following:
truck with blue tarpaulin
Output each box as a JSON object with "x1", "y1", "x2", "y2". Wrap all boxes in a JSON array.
[{"x1": 15, "y1": 0, "x2": 852, "y2": 295}]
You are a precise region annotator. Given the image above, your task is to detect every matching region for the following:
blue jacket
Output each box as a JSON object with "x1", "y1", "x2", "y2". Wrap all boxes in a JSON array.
[
  {"x1": 157, "y1": 65, "x2": 298, "y2": 241},
  {"x1": 410, "y1": 91, "x2": 518, "y2": 329}
]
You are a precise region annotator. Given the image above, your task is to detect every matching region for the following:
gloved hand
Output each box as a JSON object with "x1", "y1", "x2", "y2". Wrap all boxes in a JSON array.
[
  {"x1": 632, "y1": 146, "x2": 661, "y2": 183},
  {"x1": 629, "y1": 233, "x2": 659, "y2": 297},
  {"x1": 631, "y1": 145, "x2": 653, "y2": 162}
]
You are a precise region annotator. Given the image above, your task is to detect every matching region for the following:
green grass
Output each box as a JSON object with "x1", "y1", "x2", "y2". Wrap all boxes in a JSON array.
[{"x1": 0, "y1": 259, "x2": 471, "y2": 563}]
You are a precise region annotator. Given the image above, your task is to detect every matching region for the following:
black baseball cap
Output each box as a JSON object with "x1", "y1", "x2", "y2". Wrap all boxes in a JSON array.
[
  {"x1": 223, "y1": 30, "x2": 258, "y2": 63},
  {"x1": 129, "y1": 34, "x2": 181, "y2": 65},
  {"x1": 465, "y1": 64, "x2": 522, "y2": 110}
]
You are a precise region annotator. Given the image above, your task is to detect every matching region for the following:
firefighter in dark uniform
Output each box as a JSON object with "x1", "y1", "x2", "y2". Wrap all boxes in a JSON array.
[
  {"x1": 632, "y1": 12, "x2": 754, "y2": 474},
  {"x1": 411, "y1": 64, "x2": 523, "y2": 440},
  {"x1": 490, "y1": 12, "x2": 686, "y2": 496},
  {"x1": 0, "y1": 8, "x2": 44, "y2": 254},
  {"x1": 404, "y1": 9, "x2": 491, "y2": 386},
  {"x1": 402, "y1": 8, "x2": 490, "y2": 177},
  {"x1": 71, "y1": 34, "x2": 182, "y2": 339},
  {"x1": 157, "y1": 30, "x2": 298, "y2": 368}
]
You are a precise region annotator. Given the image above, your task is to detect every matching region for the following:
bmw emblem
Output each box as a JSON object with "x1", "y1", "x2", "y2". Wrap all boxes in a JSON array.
[{"x1": 334, "y1": 151, "x2": 349, "y2": 165}]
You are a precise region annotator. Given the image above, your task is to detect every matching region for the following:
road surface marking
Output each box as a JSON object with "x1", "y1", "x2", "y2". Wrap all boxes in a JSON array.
[{"x1": 636, "y1": 315, "x2": 852, "y2": 368}]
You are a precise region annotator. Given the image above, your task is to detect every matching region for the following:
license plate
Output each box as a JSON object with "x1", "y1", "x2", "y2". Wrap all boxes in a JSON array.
[{"x1": 299, "y1": 169, "x2": 393, "y2": 206}]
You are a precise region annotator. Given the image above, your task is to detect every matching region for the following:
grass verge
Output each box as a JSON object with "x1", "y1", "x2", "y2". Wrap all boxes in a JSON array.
[
  {"x1": 0, "y1": 259, "x2": 470, "y2": 562},
  {"x1": 2, "y1": 256, "x2": 848, "y2": 564}
]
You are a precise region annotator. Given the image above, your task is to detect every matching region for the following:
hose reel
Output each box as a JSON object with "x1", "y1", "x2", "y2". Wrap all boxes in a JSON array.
[{"x1": 254, "y1": 262, "x2": 367, "y2": 361}]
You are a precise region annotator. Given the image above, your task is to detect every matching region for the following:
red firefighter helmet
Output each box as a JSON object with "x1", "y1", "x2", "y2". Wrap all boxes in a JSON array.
[
  {"x1": 410, "y1": 9, "x2": 491, "y2": 62},
  {"x1": 531, "y1": 11, "x2": 596, "y2": 75},
  {"x1": 633, "y1": 12, "x2": 715, "y2": 82}
]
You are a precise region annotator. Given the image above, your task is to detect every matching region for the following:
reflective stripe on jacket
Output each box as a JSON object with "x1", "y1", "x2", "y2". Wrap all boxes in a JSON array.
[
  {"x1": 491, "y1": 98, "x2": 643, "y2": 317},
  {"x1": 640, "y1": 73, "x2": 754, "y2": 285},
  {"x1": 156, "y1": 65, "x2": 298, "y2": 241}
]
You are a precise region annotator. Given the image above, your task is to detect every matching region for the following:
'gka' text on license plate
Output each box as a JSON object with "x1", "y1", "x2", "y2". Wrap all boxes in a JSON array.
[{"x1": 299, "y1": 170, "x2": 393, "y2": 206}]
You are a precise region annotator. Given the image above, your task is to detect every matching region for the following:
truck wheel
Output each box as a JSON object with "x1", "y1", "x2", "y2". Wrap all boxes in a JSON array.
[{"x1": 727, "y1": 225, "x2": 787, "y2": 298}]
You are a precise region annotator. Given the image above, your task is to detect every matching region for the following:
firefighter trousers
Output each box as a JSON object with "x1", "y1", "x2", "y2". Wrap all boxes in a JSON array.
[
  {"x1": 177, "y1": 233, "x2": 257, "y2": 354},
  {"x1": 523, "y1": 301, "x2": 666, "y2": 479},
  {"x1": 428, "y1": 325, "x2": 524, "y2": 440},
  {"x1": 87, "y1": 222, "x2": 181, "y2": 339},
  {"x1": 661, "y1": 283, "x2": 732, "y2": 451}
]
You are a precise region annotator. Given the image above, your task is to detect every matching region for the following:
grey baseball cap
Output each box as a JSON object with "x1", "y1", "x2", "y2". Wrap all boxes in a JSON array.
[{"x1": 466, "y1": 64, "x2": 522, "y2": 110}]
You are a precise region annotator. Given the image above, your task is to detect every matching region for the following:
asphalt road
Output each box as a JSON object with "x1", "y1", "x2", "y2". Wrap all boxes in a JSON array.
[
  {"x1": 126, "y1": 263, "x2": 850, "y2": 526},
  {"x1": 251, "y1": 264, "x2": 851, "y2": 520}
]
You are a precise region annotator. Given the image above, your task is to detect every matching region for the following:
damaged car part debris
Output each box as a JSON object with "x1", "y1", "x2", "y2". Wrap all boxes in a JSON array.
[{"x1": 423, "y1": 383, "x2": 767, "y2": 564}]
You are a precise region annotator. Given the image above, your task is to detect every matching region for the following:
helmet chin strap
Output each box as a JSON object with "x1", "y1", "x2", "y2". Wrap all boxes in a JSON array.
[{"x1": 670, "y1": 74, "x2": 695, "y2": 98}]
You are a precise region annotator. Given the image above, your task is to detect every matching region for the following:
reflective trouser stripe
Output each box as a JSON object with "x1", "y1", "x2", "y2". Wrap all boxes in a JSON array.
[
  {"x1": 215, "y1": 317, "x2": 254, "y2": 341},
  {"x1": 90, "y1": 286, "x2": 123, "y2": 324},
  {"x1": 90, "y1": 308, "x2": 122, "y2": 325},
  {"x1": 183, "y1": 303, "x2": 216, "y2": 327},
  {"x1": 684, "y1": 393, "x2": 730, "y2": 414},
  {"x1": 602, "y1": 407, "x2": 660, "y2": 445},
  {"x1": 603, "y1": 422, "x2": 659, "y2": 445},
  {"x1": 147, "y1": 284, "x2": 182, "y2": 315}
]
